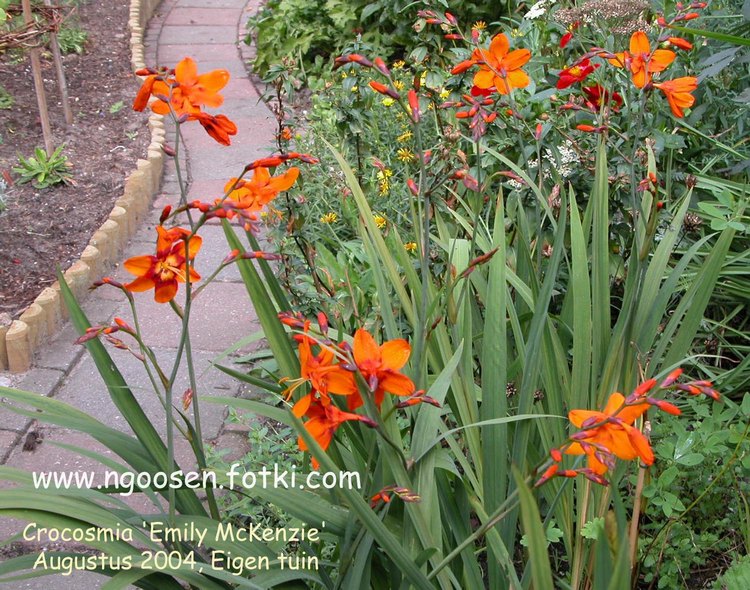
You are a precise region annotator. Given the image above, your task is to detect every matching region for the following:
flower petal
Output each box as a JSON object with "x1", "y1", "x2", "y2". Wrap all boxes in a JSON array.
[
  {"x1": 124, "y1": 255, "x2": 155, "y2": 277},
  {"x1": 353, "y1": 329, "x2": 381, "y2": 368},
  {"x1": 380, "y1": 339, "x2": 411, "y2": 371},
  {"x1": 267, "y1": 167, "x2": 300, "y2": 192},
  {"x1": 197, "y1": 69, "x2": 230, "y2": 93},
  {"x1": 489, "y1": 33, "x2": 510, "y2": 59},
  {"x1": 650, "y1": 49, "x2": 676, "y2": 72},
  {"x1": 154, "y1": 281, "x2": 179, "y2": 303},
  {"x1": 568, "y1": 409, "x2": 605, "y2": 428},
  {"x1": 124, "y1": 276, "x2": 155, "y2": 292},
  {"x1": 380, "y1": 372, "x2": 415, "y2": 397},
  {"x1": 175, "y1": 57, "x2": 198, "y2": 86},
  {"x1": 503, "y1": 48, "x2": 532, "y2": 71},
  {"x1": 630, "y1": 31, "x2": 650, "y2": 55},
  {"x1": 506, "y1": 68, "x2": 530, "y2": 90},
  {"x1": 473, "y1": 68, "x2": 496, "y2": 89},
  {"x1": 603, "y1": 392, "x2": 626, "y2": 416}
]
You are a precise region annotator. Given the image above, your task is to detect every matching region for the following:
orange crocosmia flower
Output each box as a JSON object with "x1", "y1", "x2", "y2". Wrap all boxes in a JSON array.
[
  {"x1": 297, "y1": 400, "x2": 370, "y2": 468},
  {"x1": 609, "y1": 31, "x2": 675, "y2": 88},
  {"x1": 123, "y1": 226, "x2": 202, "y2": 303},
  {"x1": 224, "y1": 167, "x2": 300, "y2": 215},
  {"x1": 189, "y1": 112, "x2": 237, "y2": 146},
  {"x1": 471, "y1": 33, "x2": 531, "y2": 95},
  {"x1": 653, "y1": 76, "x2": 698, "y2": 118},
  {"x1": 288, "y1": 337, "x2": 357, "y2": 418},
  {"x1": 151, "y1": 57, "x2": 229, "y2": 115},
  {"x1": 348, "y1": 329, "x2": 415, "y2": 410},
  {"x1": 565, "y1": 392, "x2": 653, "y2": 474}
]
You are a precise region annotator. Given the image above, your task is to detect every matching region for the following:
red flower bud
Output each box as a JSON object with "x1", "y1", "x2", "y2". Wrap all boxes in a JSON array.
[
  {"x1": 660, "y1": 368, "x2": 683, "y2": 388},
  {"x1": 373, "y1": 57, "x2": 390, "y2": 77},
  {"x1": 648, "y1": 398, "x2": 682, "y2": 415},
  {"x1": 408, "y1": 90, "x2": 421, "y2": 122},
  {"x1": 535, "y1": 123, "x2": 543, "y2": 141},
  {"x1": 407, "y1": 178, "x2": 419, "y2": 196},
  {"x1": 534, "y1": 463, "x2": 559, "y2": 487},
  {"x1": 369, "y1": 80, "x2": 400, "y2": 100},
  {"x1": 348, "y1": 53, "x2": 373, "y2": 67},
  {"x1": 633, "y1": 378, "x2": 657, "y2": 397}
]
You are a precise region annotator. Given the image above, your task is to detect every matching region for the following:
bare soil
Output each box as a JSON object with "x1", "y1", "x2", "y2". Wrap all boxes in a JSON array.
[{"x1": 0, "y1": 0, "x2": 150, "y2": 319}]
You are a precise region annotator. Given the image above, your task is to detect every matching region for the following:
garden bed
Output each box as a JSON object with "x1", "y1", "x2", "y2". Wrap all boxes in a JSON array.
[{"x1": 0, "y1": 0, "x2": 149, "y2": 320}]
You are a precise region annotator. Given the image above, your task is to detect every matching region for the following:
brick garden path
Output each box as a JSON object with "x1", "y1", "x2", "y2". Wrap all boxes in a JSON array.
[{"x1": 0, "y1": 0, "x2": 275, "y2": 586}]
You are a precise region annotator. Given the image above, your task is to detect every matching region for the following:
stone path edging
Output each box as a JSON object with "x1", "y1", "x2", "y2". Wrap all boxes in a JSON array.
[{"x1": 0, "y1": 0, "x2": 166, "y2": 373}]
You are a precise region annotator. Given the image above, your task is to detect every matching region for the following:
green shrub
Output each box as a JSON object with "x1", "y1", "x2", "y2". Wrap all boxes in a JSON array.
[{"x1": 247, "y1": 0, "x2": 512, "y2": 80}]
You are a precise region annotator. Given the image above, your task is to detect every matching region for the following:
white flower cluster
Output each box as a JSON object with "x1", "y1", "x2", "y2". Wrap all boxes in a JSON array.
[
  {"x1": 525, "y1": 0, "x2": 556, "y2": 21},
  {"x1": 507, "y1": 178, "x2": 524, "y2": 191},
  {"x1": 545, "y1": 140, "x2": 579, "y2": 179}
]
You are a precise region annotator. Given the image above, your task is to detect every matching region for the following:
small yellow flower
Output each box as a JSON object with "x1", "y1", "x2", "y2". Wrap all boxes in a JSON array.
[
  {"x1": 321, "y1": 212, "x2": 339, "y2": 224},
  {"x1": 472, "y1": 20, "x2": 487, "y2": 31},
  {"x1": 393, "y1": 80, "x2": 405, "y2": 90},
  {"x1": 351, "y1": 85, "x2": 359, "y2": 92},
  {"x1": 439, "y1": 88, "x2": 450, "y2": 100},
  {"x1": 397, "y1": 148, "x2": 415, "y2": 162},
  {"x1": 404, "y1": 242, "x2": 418, "y2": 253},
  {"x1": 392, "y1": 60, "x2": 406, "y2": 70},
  {"x1": 376, "y1": 168, "x2": 393, "y2": 180},
  {"x1": 419, "y1": 71, "x2": 427, "y2": 86},
  {"x1": 373, "y1": 214, "x2": 387, "y2": 229},
  {"x1": 511, "y1": 28, "x2": 522, "y2": 38},
  {"x1": 382, "y1": 97, "x2": 395, "y2": 107},
  {"x1": 397, "y1": 130, "x2": 413, "y2": 143},
  {"x1": 341, "y1": 72, "x2": 348, "y2": 79},
  {"x1": 378, "y1": 179, "x2": 390, "y2": 195}
]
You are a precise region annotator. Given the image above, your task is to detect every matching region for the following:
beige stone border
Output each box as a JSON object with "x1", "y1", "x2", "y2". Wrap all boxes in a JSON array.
[{"x1": 0, "y1": 0, "x2": 164, "y2": 373}]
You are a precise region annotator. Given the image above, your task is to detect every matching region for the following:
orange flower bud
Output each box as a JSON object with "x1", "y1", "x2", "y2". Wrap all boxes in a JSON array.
[
  {"x1": 535, "y1": 123, "x2": 543, "y2": 141},
  {"x1": 348, "y1": 53, "x2": 373, "y2": 67},
  {"x1": 408, "y1": 90, "x2": 421, "y2": 122},
  {"x1": 407, "y1": 178, "x2": 419, "y2": 196},
  {"x1": 369, "y1": 80, "x2": 400, "y2": 100},
  {"x1": 534, "y1": 463, "x2": 559, "y2": 487},
  {"x1": 660, "y1": 368, "x2": 683, "y2": 388},
  {"x1": 633, "y1": 378, "x2": 657, "y2": 397},
  {"x1": 668, "y1": 37, "x2": 693, "y2": 50},
  {"x1": 648, "y1": 398, "x2": 682, "y2": 415}
]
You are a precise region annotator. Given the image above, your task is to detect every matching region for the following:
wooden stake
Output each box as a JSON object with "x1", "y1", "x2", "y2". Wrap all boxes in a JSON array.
[
  {"x1": 44, "y1": 0, "x2": 73, "y2": 125},
  {"x1": 22, "y1": 0, "x2": 54, "y2": 155}
]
